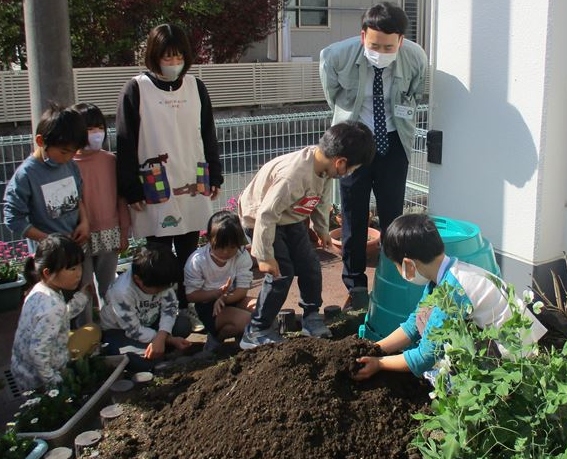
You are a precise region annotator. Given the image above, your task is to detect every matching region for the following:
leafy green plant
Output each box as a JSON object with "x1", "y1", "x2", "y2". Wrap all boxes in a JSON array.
[
  {"x1": 0, "y1": 428, "x2": 34, "y2": 459},
  {"x1": 118, "y1": 237, "x2": 146, "y2": 261},
  {"x1": 12, "y1": 356, "x2": 112, "y2": 433},
  {"x1": 411, "y1": 281, "x2": 567, "y2": 459},
  {"x1": 0, "y1": 241, "x2": 28, "y2": 283}
]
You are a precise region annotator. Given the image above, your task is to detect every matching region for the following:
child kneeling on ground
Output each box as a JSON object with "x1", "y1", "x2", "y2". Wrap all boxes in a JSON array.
[
  {"x1": 100, "y1": 244, "x2": 192, "y2": 371},
  {"x1": 11, "y1": 234, "x2": 100, "y2": 391},
  {"x1": 353, "y1": 213, "x2": 547, "y2": 382},
  {"x1": 185, "y1": 210, "x2": 255, "y2": 353}
]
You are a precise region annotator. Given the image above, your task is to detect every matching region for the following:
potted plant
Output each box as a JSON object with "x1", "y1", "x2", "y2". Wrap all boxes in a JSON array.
[
  {"x1": 0, "y1": 241, "x2": 29, "y2": 312},
  {"x1": 329, "y1": 209, "x2": 380, "y2": 255},
  {"x1": 329, "y1": 203, "x2": 343, "y2": 230},
  {"x1": 0, "y1": 428, "x2": 48, "y2": 459},
  {"x1": 14, "y1": 355, "x2": 128, "y2": 448},
  {"x1": 117, "y1": 237, "x2": 146, "y2": 273}
]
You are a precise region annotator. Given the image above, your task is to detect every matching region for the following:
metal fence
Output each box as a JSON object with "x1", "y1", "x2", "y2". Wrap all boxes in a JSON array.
[{"x1": 0, "y1": 106, "x2": 429, "y2": 247}]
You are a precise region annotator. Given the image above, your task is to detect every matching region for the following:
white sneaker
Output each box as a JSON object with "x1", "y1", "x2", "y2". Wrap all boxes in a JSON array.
[{"x1": 186, "y1": 303, "x2": 205, "y2": 333}]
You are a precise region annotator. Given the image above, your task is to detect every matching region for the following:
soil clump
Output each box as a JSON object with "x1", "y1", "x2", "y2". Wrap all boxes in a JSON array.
[{"x1": 97, "y1": 328, "x2": 431, "y2": 459}]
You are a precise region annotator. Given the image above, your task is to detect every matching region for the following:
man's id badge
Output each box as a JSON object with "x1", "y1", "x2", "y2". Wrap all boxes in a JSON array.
[{"x1": 394, "y1": 105, "x2": 415, "y2": 120}]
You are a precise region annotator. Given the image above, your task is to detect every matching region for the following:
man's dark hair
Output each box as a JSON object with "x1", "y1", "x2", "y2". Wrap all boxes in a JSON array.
[
  {"x1": 318, "y1": 121, "x2": 375, "y2": 167},
  {"x1": 132, "y1": 244, "x2": 179, "y2": 288},
  {"x1": 362, "y1": 2, "x2": 408, "y2": 35},
  {"x1": 36, "y1": 102, "x2": 88, "y2": 150},
  {"x1": 145, "y1": 23, "x2": 194, "y2": 77},
  {"x1": 383, "y1": 213, "x2": 444, "y2": 264}
]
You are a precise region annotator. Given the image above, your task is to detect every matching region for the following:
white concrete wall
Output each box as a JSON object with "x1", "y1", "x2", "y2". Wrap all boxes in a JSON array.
[{"x1": 429, "y1": 0, "x2": 567, "y2": 289}]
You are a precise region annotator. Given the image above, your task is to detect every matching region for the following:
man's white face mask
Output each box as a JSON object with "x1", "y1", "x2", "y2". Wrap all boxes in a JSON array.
[{"x1": 364, "y1": 47, "x2": 397, "y2": 69}]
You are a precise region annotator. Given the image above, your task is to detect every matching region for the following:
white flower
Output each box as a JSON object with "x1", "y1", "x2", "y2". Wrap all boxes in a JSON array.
[
  {"x1": 532, "y1": 301, "x2": 543, "y2": 315},
  {"x1": 13, "y1": 412, "x2": 20, "y2": 417},
  {"x1": 9, "y1": 446, "x2": 17, "y2": 452},
  {"x1": 22, "y1": 390, "x2": 34, "y2": 397},
  {"x1": 428, "y1": 391, "x2": 437, "y2": 399},
  {"x1": 20, "y1": 397, "x2": 41, "y2": 408},
  {"x1": 66, "y1": 397, "x2": 73, "y2": 403},
  {"x1": 30, "y1": 417, "x2": 38, "y2": 424},
  {"x1": 48, "y1": 389, "x2": 59, "y2": 398},
  {"x1": 523, "y1": 289, "x2": 534, "y2": 303},
  {"x1": 438, "y1": 355, "x2": 451, "y2": 373}
]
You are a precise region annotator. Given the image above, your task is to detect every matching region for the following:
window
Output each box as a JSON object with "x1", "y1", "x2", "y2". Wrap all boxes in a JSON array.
[{"x1": 286, "y1": 0, "x2": 329, "y2": 27}]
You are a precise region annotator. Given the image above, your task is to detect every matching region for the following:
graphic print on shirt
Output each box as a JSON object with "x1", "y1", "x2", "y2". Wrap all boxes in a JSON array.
[
  {"x1": 136, "y1": 299, "x2": 161, "y2": 326},
  {"x1": 139, "y1": 153, "x2": 171, "y2": 204},
  {"x1": 41, "y1": 176, "x2": 79, "y2": 219},
  {"x1": 292, "y1": 195, "x2": 321, "y2": 215}
]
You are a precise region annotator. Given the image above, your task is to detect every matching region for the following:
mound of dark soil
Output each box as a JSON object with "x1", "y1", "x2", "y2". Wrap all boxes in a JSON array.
[{"x1": 97, "y1": 334, "x2": 431, "y2": 459}]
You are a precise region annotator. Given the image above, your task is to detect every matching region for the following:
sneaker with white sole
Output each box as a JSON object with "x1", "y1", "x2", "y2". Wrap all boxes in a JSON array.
[
  {"x1": 301, "y1": 313, "x2": 332, "y2": 338},
  {"x1": 186, "y1": 303, "x2": 205, "y2": 333},
  {"x1": 239, "y1": 324, "x2": 284, "y2": 349}
]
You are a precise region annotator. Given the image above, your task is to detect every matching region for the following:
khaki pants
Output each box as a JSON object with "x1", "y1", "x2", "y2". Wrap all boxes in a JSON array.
[{"x1": 68, "y1": 323, "x2": 102, "y2": 359}]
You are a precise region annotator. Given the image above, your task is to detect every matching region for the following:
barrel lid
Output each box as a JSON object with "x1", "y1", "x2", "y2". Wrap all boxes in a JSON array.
[{"x1": 432, "y1": 216, "x2": 479, "y2": 243}]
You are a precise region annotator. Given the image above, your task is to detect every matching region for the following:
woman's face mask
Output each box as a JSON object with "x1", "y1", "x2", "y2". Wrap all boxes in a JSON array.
[
  {"x1": 401, "y1": 259, "x2": 429, "y2": 286},
  {"x1": 159, "y1": 63, "x2": 184, "y2": 81}
]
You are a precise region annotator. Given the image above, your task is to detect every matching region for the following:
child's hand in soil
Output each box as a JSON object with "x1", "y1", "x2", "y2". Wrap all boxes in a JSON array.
[
  {"x1": 145, "y1": 332, "x2": 167, "y2": 359},
  {"x1": 352, "y1": 356, "x2": 382, "y2": 381}
]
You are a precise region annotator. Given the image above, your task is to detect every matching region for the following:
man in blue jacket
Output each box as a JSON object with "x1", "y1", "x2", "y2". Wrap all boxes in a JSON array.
[{"x1": 320, "y1": 2, "x2": 428, "y2": 310}]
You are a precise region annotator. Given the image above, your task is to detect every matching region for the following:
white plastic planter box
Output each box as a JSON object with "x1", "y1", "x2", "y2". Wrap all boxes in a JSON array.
[{"x1": 18, "y1": 355, "x2": 128, "y2": 448}]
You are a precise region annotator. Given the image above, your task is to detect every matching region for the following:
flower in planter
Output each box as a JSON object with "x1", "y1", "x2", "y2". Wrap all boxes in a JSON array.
[
  {"x1": 0, "y1": 241, "x2": 29, "y2": 284},
  {"x1": 13, "y1": 356, "x2": 113, "y2": 433},
  {"x1": 0, "y1": 427, "x2": 35, "y2": 459}
]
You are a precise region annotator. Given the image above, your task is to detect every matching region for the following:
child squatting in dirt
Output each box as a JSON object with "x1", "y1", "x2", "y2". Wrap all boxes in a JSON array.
[{"x1": 353, "y1": 213, "x2": 547, "y2": 381}]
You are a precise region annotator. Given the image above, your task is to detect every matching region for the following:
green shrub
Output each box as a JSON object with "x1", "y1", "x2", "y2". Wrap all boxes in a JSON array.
[{"x1": 411, "y1": 281, "x2": 567, "y2": 458}]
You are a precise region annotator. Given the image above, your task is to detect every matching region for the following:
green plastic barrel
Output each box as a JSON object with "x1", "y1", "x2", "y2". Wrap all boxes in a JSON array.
[{"x1": 359, "y1": 216, "x2": 501, "y2": 341}]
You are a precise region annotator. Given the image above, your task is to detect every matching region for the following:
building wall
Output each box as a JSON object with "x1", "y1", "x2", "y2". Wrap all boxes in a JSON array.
[
  {"x1": 429, "y1": 0, "x2": 567, "y2": 292},
  {"x1": 242, "y1": 1, "x2": 400, "y2": 63}
]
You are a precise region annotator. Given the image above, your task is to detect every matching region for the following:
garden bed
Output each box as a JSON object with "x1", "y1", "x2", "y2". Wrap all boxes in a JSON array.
[
  {"x1": 96, "y1": 320, "x2": 431, "y2": 459},
  {"x1": 17, "y1": 355, "x2": 129, "y2": 448}
]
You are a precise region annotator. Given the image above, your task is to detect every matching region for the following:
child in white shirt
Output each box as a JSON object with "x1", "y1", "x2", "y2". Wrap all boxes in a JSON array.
[{"x1": 185, "y1": 211, "x2": 255, "y2": 353}]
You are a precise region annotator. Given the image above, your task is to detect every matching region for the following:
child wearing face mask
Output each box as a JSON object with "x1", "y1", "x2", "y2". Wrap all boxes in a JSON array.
[
  {"x1": 115, "y1": 23, "x2": 223, "y2": 333},
  {"x1": 353, "y1": 213, "x2": 547, "y2": 382},
  {"x1": 4, "y1": 103, "x2": 90, "y2": 255},
  {"x1": 72, "y1": 102, "x2": 130, "y2": 315},
  {"x1": 237, "y1": 121, "x2": 375, "y2": 349}
]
